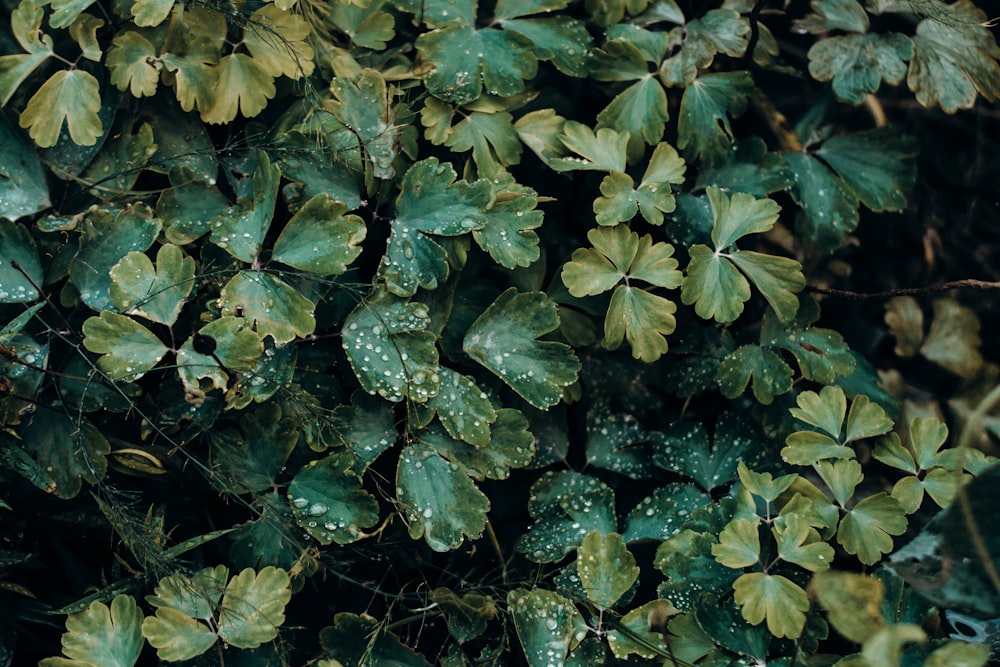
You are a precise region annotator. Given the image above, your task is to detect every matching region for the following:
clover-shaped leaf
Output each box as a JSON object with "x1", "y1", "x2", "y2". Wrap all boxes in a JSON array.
[
  {"x1": 422, "y1": 410, "x2": 534, "y2": 480},
  {"x1": 596, "y1": 77, "x2": 669, "y2": 164},
  {"x1": 209, "y1": 152, "x2": 280, "y2": 264},
  {"x1": 659, "y1": 9, "x2": 748, "y2": 85},
  {"x1": 837, "y1": 493, "x2": 907, "y2": 565},
  {"x1": 200, "y1": 54, "x2": 275, "y2": 124},
  {"x1": 585, "y1": 408, "x2": 651, "y2": 479},
  {"x1": 464, "y1": 289, "x2": 580, "y2": 409},
  {"x1": 396, "y1": 442, "x2": 490, "y2": 551},
  {"x1": 82, "y1": 312, "x2": 169, "y2": 381},
  {"x1": 446, "y1": 110, "x2": 523, "y2": 178},
  {"x1": 473, "y1": 174, "x2": 543, "y2": 269},
  {"x1": 716, "y1": 344, "x2": 793, "y2": 405},
  {"x1": 774, "y1": 513, "x2": 834, "y2": 572},
  {"x1": 808, "y1": 33, "x2": 912, "y2": 105},
  {"x1": 549, "y1": 121, "x2": 628, "y2": 172},
  {"x1": 109, "y1": 244, "x2": 195, "y2": 326},
  {"x1": 271, "y1": 194, "x2": 365, "y2": 276},
  {"x1": 712, "y1": 518, "x2": 760, "y2": 568},
  {"x1": 593, "y1": 142, "x2": 685, "y2": 226},
  {"x1": 681, "y1": 187, "x2": 804, "y2": 323},
  {"x1": 40, "y1": 595, "x2": 144, "y2": 667},
  {"x1": 342, "y1": 290, "x2": 439, "y2": 403},
  {"x1": 378, "y1": 158, "x2": 492, "y2": 296},
  {"x1": 243, "y1": 3, "x2": 314, "y2": 80},
  {"x1": 578, "y1": 531, "x2": 639, "y2": 609},
  {"x1": 288, "y1": 451, "x2": 379, "y2": 545},
  {"x1": 652, "y1": 413, "x2": 765, "y2": 492},
  {"x1": 217, "y1": 567, "x2": 291, "y2": 648},
  {"x1": 19, "y1": 69, "x2": 102, "y2": 147},
  {"x1": 783, "y1": 386, "x2": 893, "y2": 466},
  {"x1": 732, "y1": 572, "x2": 808, "y2": 639}
]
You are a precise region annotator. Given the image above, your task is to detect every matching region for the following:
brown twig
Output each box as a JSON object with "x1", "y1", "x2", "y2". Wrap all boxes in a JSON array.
[{"x1": 807, "y1": 279, "x2": 1000, "y2": 300}]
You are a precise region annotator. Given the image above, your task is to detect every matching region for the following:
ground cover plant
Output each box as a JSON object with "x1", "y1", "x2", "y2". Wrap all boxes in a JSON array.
[{"x1": 2, "y1": 0, "x2": 1000, "y2": 663}]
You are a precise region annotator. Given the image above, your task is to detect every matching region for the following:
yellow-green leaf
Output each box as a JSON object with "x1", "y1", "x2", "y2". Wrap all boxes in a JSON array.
[
  {"x1": 732, "y1": 572, "x2": 808, "y2": 639},
  {"x1": 19, "y1": 69, "x2": 103, "y2": 147}
]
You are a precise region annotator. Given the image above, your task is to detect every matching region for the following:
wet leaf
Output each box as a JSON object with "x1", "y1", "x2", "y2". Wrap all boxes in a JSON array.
[
  {"x1": 677, "y1": 71, "x2": 754, "y2": 168},
  {"x1": 109, "y1": 244, "x2": 195, "y2": 326},
  {"x1": 577, "y1": 531, "x2": 638, "y2": 608},
  {"x1": 209, "y1": 152, "x2": 280, "y2": 264},
  {"x1": 288, "y1": 451, "x2": 379, "y2": 545},
  {"x1": 82, "y1": 312, "x2": 168, "y2": 381},
  {"x1": 0, "y1": 219, "x2": 43, "y2": 302},
  {"x1": 808, "y1": 33, "x2": 912, "y2": 105},
  {"x1": 219, "y1": 271, "x2": 316, "y2": 344},
  {"x1": 272, "y1": 194, "x2": 365, "y2": 276},
  {"x1": 517, "y1": 471, "x2": 617, "y2": 563},
  {"x1": 0, "y1": 113, "x2": 50, "y2": 220},
  {"x1": 585, "y1": 408, "x2": 651, "y2": 478},
  {"x1": 39, "y1": 595, "x2": 143, "y2": 667},
  {"x1": 622, "y1": 483, "x2": 710, "y2": 542},
  {"x1": 508, "y1": 588, "x2": 583, "y2": 667}
]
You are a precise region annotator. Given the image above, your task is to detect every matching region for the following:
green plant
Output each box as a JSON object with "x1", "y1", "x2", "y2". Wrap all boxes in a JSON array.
[{"x1": 2, "y1": 0, "x2": 1000, "y2": 663}]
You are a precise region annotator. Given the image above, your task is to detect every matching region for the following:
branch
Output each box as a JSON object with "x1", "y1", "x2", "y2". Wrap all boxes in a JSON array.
[{"x1": 807, "y1": 279, "x2": 1000, "y2": 300}]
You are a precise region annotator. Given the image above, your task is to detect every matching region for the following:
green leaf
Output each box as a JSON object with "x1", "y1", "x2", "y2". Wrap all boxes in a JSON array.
[
  {"x1": 271, "y1": 194, "x2": 365, "y2": 275},
  {"x1": 142, "y1": 567, "x2": 227, "y2": 661},
  {"x1": 423, "y1": 367, "x2": 497, "y2": 446},
  {"x1": 658, "y1": 10, "x2": 749, "y2": 85},
  {"x1": 342, "y1": 290, "x2": 440, "y2": 403},
  {"x1": 812, "y1": 571, "x2": 885, "y2": 643},
  {"x1": 577, "y1": 531, "x2": 638, "y2": 608},
  {"x1": 81, "y1": 120, "x2": 157, "y2": 196},
  {"x1": 0, "y1": 0, "x2": 54, "y2": 106},
  {"x1": 288, "y1": 451, "x2": 378, "y2": 545},
  {"x1": 873, "y1": 433, "x2": 917, "y2": 474},
  {"x1": 596, "y1": 77, "x2": 669, "y2": 163},
  {"x1": 790, "y1": 385, "x2": 847, "y2": 439},
  {"x1": 200, "y1": 53, "x2": 275, "y2": 124},
  {"x1": 217, "y1": 567, "x2": 291, "y2": 648},
  {"x1": 677, "y1": 72, "x2": 754, "y2": 167},
  {"x1": 325, "y1": 69, "x2": 398, "y2": 180},
  {"x1": 396, "y1": 442, "x2": 490, "y2": 551},
  {"x1": 219, "y1": 271, "x2": 316, "y2": 344},
  {"x1": 549, "y1": 121, "x2": 628, "y2": 172},
  {"x1": 727, "y1": 251, "x2": 805, "y2": 324},
  {"x1": 682, "y1": 244, "x2": 750, "y2": 323},
  {"x1": 907, "y1": 0, "x2": 1000, "y2": 113},
  {"x1": 815, "y1": 128, "x2": 918, "y2": 213},
  {"x1": 272, "y1": 130, "x2": 361, "y2": 211},
  {"x1": 593, "y1": 171, "x2": 675, "y2": 226},
  {"x1": 732, "y1": 572, "x2": 809, "y2": 639},
  {"x1": 774, "y1": 513, "x2": 834, "y2": 571},
  {"x1": 717, "y1": 345, "x2": 793, "y2": 405},
  {"x1": 652, "y1": 413, "x2": 764, "y2": 491},
  {"x1": 783, "y1": 151, "x2": 859, "y2": 251},
  {"x1": 157, "y1": 179, "x2": 229, "y2": 244},
  {"x1": 844, "y1": 394, "x2": 894, "y2": 443},
  {"x1": 319, "y1": 613, "x2": 433, "y2": 667},
  {"x1": 761, "y1": 302, "x2": 856, "y2": 383},
  {"x1": 446, "y1": 111, "x2": 522, "y2": 177},
  {"x1": 334, "y1": 391, "x2": 398, "y2": 468},
  {"x1": 508, "y1": 589, "x2": 583, "y2": 667},
  {"x1": 712, "y1": 518, "x2": 760, "y2": 568},
  {"x1": 324, "y1": 0, "x2": 396, "y2": 49},
  {"x1": 884, "y1": 296, "x2": 923, "y2": 357},
  {"x1": 211, "y1": 404, "x2": 297, "y2": 493},
  {"x1": 417, "y1": 27, "x2": 537, "y2": 104},
  {"x1": 623, "y1": 483, "x2": 710, "y2": 541},
  {"x1": 210, "y1": 151, "x2": 280, "y2": 264},
  {"x1": 378, "y1": 158, "x2": 491, "y2": 296},
  {"x1": 19, "y1": 69, "x2": 102, "y2": 147},
  {"x1": 607, "y1": 599, "x2": 679, "y2": 660},
  {"x1": 82, "y1": 312, "x2": 169, "y2": 380},
  {"x1": 563, "y1": 224, "x2": 682, "y2": 296},
  {"x1": 808, "y1": 33, "x2": 912, "y2": 105},
  {"x1": 109, "y1": 244, "x2": 195, "y2": 326},
  {"x1": 794, "y1": 0, "x2": 869, "y2": 33},
  {"x1": 0, "y1": 113, "x2": 50, "y2": 221},
  {"x1": 838, "y1": 492, "x2": 907, "y2": 565},
  {"x1": 131, "y1": 0, "x2": 173, "y2": 26},
  {"x1": 585, "y1": 408, "x2": 651, "y2": 478},
  {"x1": 737, "y1": 461, "x2": 798, "y2": 502},
  {"x1": 423, "y1": 409, "x2": 534, "y2": 480},
  {"x1": 473, "y1": 174, "x2": 543, "y2": 269},
  {"x1": 40, "y1": 595, "x2": 144, "y2": 667},
  {"x1": 605, "y1": 285, "x2": 677, "y2": 362},
  {"x1": 0, "y1": 219, "x2": 43, "y2": 302},
  {"x1": 517, "y1": 471, "x2": 617, "y2": 563},
  {"x1": 176, "y1": 317, "x2": 263, "y2": 394},
  {"x1": 500, "y1": 16, "x2": 591, "y2": 77},
  {"x1": 463, "y1": 289, "x2": 580, "y2": 409},
  {"x1": 243, "y1": 4, "x2": 314, "y2": 80},
  {"x1": 106, "y1": 32, "x2": 159, "y2": 97}
]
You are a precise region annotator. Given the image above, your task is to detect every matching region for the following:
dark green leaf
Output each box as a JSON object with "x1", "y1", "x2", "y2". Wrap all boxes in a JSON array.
[
  {"x1": 517, "y1": 471, "x2": 617, "y2": 563},
  {"x1": 677, "y1": 71, "x2": 753, "y2": 167},
  {"x1": 288, "y1": 452, "x2": 379, "y2": 545}
]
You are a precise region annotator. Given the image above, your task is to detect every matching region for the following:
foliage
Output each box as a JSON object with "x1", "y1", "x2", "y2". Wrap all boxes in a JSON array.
[{"x1": 2, "y1": 0, "x2": 1000, "y2": 664}]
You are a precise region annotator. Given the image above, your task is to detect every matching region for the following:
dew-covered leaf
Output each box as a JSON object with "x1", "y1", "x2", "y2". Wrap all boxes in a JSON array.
[
  {"x1": 0, "y1": 113, "x2": 50, "y2": 221},
  {"x1": 325, "y1": 69, "x2": 398, "y2": 179},
  {"x1": 209, "y1": 151, "x2": 279, "y2": 264},
  {"x1": 517, "y1": 471, "x2": 617, "y2": 563},
  {"x1": 341, "y1": 290, "x2": 439, "y2": 403},
  {"x1": 732, "y1": 572, "x2": 809, "y2": 639},
  {"x1": 378, "y1": 158, "x2": 491, "y2": 296},
  {"x1": 396, "y1": 442, "x2": 490, "y2": 551},
  {"x1": 691, "y1": 593, "x2": 770, "y2": 659},
  {"x1": 577, "y1": 531, "x2": 638, "y2": 608},
  {"x1": 272, "y1": 194, "x2": 365, "y2": 275},
  {"x1": 109, "y1": 244, "x2": 194, "y2": 326},
  {"x1": 40, "y1": 595, "x2": 143, "y2": 667},
  {"x1": 815, "y1": 128, "x2": 918, "y2": 213},
  {"x1": 658, "y1": 10, "x2": 749, "y2": 86},
  {"x1": 334, "y1": 391, "x2": 398, "y2": 468},
  {"x1": 463, "y1": 289, "x2": 580, "y2": 409},
  {"x1": 423, "y1": 409, "x2": 534, "y2": 480},
  {"x1": 652, "y1": 413, "x2": 765, "y2": 491},
  {"x1": 0, "y1": 219, "x2": 43, "y2": 303},
  {"x1": 176, "y1": 317, "x2": 264, "y2": 394},
  {"x1": 606, "y1": 599, "x2": 678, "y2": 660},
  {"x1": 500, "y1": 16, "x2": 591, "y2": 77},
  {"x1": 508, "y1": 588, "x2": 583, "y2": 667},
  {"x1": 716, "y1": 344, "x2": 793, "y2": 405},
  {"x1": 656, "y1": 528, "x2": 739, "y2": 611},
  {"x1": 417, "y1": 27, "x2": 537, "y2": 105},
  {"x1": 473, "y1": 174, "x2": 543, "y2": 269},
  {"x1": 677, "y1": 71, "x2": 753, "y2": 168},
  {"x1": 783, "y1": 151, "x2": 859, "y2": 251},
  {"x1": 808, "y1": 33, "x2": 912, "y2": 105},
  {"x1": 218, "y1": 567, "x2": 291, "y2": 648},
  {"x1": 423, "y1": 367, "x2": 497, "y2": 446},
  {"x1": 219, "y1": 271, "x2": 316, "y2": 344},
  {"x1": 70, "y1": 206, "x2": 162, "y2": 312},
  {"x1": 622, "y1": 483, "x2": 710, "y2": 542},
  {"x1": 288, "y1": 452, "x2": 378, "y2": 544},
  {"x1": 82, "y1": 312, "x2": 168, "y2": 381},
  {"x1": 585, "y1": 408, "x2": 651, "y2": 478}
]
